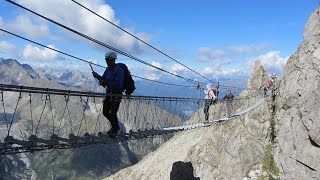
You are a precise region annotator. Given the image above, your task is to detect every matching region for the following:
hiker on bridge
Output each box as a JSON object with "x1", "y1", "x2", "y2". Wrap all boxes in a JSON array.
[
  {"x1": 222, "y1": 90, "x2": 235, "y2": 117},
  {"x1": 267, "y1": 73, "x2": 277, "y2": 89},
  {"x1": 203, "y1": 84, "x2": 217, "y2": 122},
  {"x1": 260, "y1": 84, "x2": 268, "y2": 97},
  {"x1": 92, "y1": 51, "x2": 124, "y2": 136}
]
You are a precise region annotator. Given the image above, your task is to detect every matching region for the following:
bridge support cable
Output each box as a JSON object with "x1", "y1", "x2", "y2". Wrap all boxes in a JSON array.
[
  {"x1": 132, "y1": 99, "x2": 141, "y2": 129},
  {"x1": 0, "y1": 28, "x2": 198, "y2": 89},
  {"x1": 93, "y1": 97, "x2": 103, "y2": 135},
  {"x1": 0, "y1": 83, "x2": 200, "y2": 102},
  {"x1": 145, "y1": 99, "x2": 152, "y2": 126},
  {"x1": 7, "y1": 91, "x2": 22, "y2": 137},
  {"x1": 57, "y1": 95, "x2": 70, "y2": 136},
  {"x1": 77, "y1": 96, "x2": 87, "y2": 137},
  {"x1": 150, "y1": 100, "x2": 156, "y2": 125},
  {"x1": 28, "y1": 92, "x2": 34, "y2": 136},
  {"x1": 5, "y1": 0, "x2": 204, "y2": 86},
  {"x1": 70, "y1": 0, "x2": 214, "y2": 84},
  {"x1": 34, "y1": 93, "x2": 48, "y2": 137},
  {"x1": 81, "y1": 96, "x2": 90, "y2": 134},
  {"x1": 47, "y1": 92, "x2": 56, "y2": 136},
  {"x1": 0, "y1": 89, "x2": 9, "y2": 132},
  {"x1": 122, "y1": 98, "x2": 131, "y2": 128}
]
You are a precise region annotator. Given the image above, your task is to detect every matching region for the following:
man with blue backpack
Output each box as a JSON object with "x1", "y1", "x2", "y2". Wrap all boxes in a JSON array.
[{"x1": 92, "y1": 51, "x2": 135, "y2": 136}]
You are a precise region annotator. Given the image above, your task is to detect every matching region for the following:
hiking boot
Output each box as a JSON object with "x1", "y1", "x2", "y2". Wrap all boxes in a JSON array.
[{"x1": 107, "y1": 128, "x2": 118, "y2": 135}]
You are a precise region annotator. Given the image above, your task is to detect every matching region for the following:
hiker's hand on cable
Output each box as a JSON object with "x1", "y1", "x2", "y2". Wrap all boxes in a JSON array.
[
  {"x1": 99, "y1": 79, "x2": 107, "y2": 87},
  {"x1": 92, "y1": 71, "x2": 99, "y2": 78}
]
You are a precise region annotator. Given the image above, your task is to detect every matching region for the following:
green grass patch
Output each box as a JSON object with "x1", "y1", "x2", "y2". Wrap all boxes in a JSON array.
[{"x1": 261, "y1": 144, "x2": 280, "y2": 180}]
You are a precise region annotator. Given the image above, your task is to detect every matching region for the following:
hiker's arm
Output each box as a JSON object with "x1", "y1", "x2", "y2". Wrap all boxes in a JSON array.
[
  {"x1": 99, "y1": 80, "x2": 107, "y2": 87},
  {"x1": 92, "y1": 71, "x2": 107, "y2": 87},
  {"x1": 222, "y1": 95, "x2": 226, "y2": 101},
  {"x1": 92, "y1": 71, "x2": 102, "y2": 80}
]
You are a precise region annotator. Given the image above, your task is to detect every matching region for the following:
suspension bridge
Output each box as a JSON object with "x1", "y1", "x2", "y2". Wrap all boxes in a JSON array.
[{"x1": 0, "y1": 83, "x2": 266, "y2": 155}]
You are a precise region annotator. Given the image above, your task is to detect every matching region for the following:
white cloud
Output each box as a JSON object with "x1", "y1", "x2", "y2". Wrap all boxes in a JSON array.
[
  {"x1": 197, "y1": 47, "x2": 225, "y2": 62},
  {"x1": 150, "y1": 61, "x2": 163, "y2": 70},
  {"x1": 0, "y1": 16, "x2": 3, "y2": 26},
  {"x1": 134, "y1": 61, "x2": 163, "y2": 80},
  {"x1": 22, "y1": 44, "x2": 59, "y2": 62},
  {"x1": 214, "y1": 68, "x2": 244, "y2": 76},
  {"x1": 144, "y1": 73, "x2": 161, "y2": 80},
  {"x1": 5, "y1": 15, "x2": 51, "y2": 39},
  {"x1": 170, "y1": 63, "x2": 187, "y2": 73},
  {"x1": 227, "y1": 43, "x2": 268, "y2": 54},
  {"x1": 202, "y1": 65, "x2": 244, "y2": 77},
  {"x1": 249, "y1": 51, "x2": 288, "y2": 75},
  {"x1": 0, "y1": 41, "x2": 17, "y2": 57},
  {"x1": 197, "y1": 51, "x2": 288, "y2": 79},
  {"x1": 146, "y1": 61, "x2": 163, "y2": 73},
  {"x1": 17, "y1": 0, "x2": 150, "y2": 54}
]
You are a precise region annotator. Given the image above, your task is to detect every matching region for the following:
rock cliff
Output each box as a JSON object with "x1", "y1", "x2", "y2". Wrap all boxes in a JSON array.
[{"x1": 274, "y1": 7, "x2": 320, "y2": 179}]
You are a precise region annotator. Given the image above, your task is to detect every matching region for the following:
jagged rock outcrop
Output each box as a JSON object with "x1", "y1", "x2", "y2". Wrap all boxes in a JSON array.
[
  {"x1": 246, "y1": 61, "x2": 269, "y2": 93},
  {"x1": 104, "y1": 7, "x2": 320, "y2": 180},
  {"x1": 274, "y1": 7, "x2": 320, "y2": 179}
]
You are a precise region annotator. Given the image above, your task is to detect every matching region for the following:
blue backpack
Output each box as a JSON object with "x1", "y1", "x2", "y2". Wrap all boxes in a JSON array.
[{"x1": 117, "y1": 63, "x2": 135, "y2": 95}]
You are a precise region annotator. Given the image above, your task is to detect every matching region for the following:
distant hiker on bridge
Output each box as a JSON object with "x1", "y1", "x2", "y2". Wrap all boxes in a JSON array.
[
  {"x1": 92, "y1": 51, "x2": 124, "y2": 136},
  {"x1": 215, "y1": 82, "x2": 220, "y2": 100},
  {"x1": 259, "y1": 84, "x2": 269, "y2": 97},
  {"x1": 203, "y1": 84, "x2": 217, "y2": 122},
  {"x1": 267, "y1": 73, "x2": 277, "y2": 89},
  {"x1": 222, "y1": 90, "x2": 235, "y2": 117}
]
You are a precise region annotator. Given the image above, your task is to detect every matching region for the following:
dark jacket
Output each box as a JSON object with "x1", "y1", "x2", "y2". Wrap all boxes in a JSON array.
[
  {"x1": 222, "y1": 94, "x2": 234, "y2": 101},
  {"x1": 101, "y1": 65, "x2": 125, "y2": 92}
]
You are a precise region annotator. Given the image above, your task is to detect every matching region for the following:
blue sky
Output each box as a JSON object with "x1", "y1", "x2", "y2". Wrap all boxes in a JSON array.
[{"x1": 0, "y1": 0, "x2": 318, "y2": 87}]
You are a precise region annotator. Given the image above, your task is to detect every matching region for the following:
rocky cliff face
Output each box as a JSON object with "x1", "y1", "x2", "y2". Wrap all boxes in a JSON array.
[
  {"x1": 105, "y1": 7, "x2": 320, "y2": 180},
  {"x1": 274, "y1": 7, "x2": 320, "y2": 179}
]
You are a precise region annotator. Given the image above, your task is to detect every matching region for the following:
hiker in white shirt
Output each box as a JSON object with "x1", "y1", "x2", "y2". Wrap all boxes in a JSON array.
[{"x1": 203, "y1": 84, "x2": 216, "y2": 122}]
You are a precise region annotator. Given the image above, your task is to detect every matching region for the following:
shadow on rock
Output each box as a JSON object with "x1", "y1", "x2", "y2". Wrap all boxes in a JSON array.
[{"x1": 170, "y1": 161, "x2": 200, "y2": 180}]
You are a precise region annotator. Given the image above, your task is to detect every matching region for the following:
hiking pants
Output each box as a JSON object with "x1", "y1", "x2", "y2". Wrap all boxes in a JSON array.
[
  {"x1": 204, "y1": 99, "x2": 211, "y2": 121},
  {"x1": 103, "y1": 92, "x2": 122, "y2": 131},
  {"x1": 225, "y1": 101, "x2": 233, "y2": 117}
]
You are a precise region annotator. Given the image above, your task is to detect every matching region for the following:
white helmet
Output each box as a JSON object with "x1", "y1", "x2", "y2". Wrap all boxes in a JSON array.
[{"x1": 105, "y1": 51, "x2": 117, "y2": 59}]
